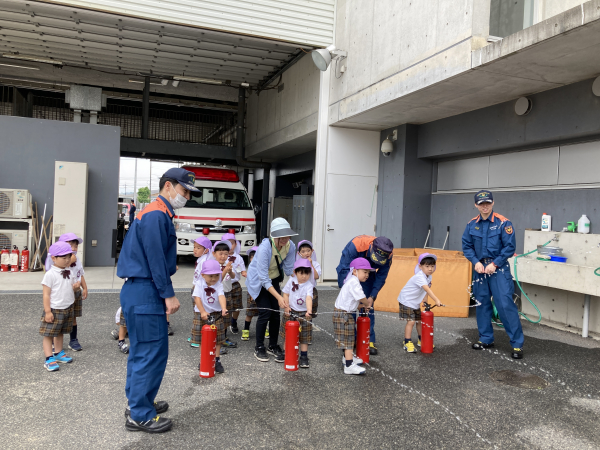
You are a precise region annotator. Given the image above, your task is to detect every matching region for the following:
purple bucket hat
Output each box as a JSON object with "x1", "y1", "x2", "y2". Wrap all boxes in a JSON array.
[
  {"x1": 247, "y1": 246, "x2": 259, "y2": 256},
  {"x1": 293, "y1": 258, "x2": 312, "y2": 271},
  {"x1": 221, "y1": 233, "x2": 236, "y2": 241},
  {"x1": 201, "y1": 259, "x2": 223, "y2": 275},
  {"x1": 59, "y1": 233, "x2": 83, "y2": 244},
  {"x1": 415, "y1": 252, "x2": 437, "y2": 274},
  {"x1": 212, "y1": 240, "x2": 232, "y2": 252},
  {"x1": 45, "y1": 241, "x2": 74, "y2": 270},
  {"x1": 194, "y1": 236, "x2": 212, "y2": 250},
  {"x1": 344, "y1": 257, "x2": 375, "y2": 284}
]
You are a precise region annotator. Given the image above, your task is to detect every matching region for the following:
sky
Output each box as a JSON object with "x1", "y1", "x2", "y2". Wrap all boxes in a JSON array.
[{"x1": 119, "y1": 157, "x2": 181, "y2": 196}]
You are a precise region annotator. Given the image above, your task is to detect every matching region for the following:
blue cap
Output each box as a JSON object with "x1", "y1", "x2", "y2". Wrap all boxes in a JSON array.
[
  {"x1": 474, "y1": 190, "x2": 493, "y2": 204},
  {"x1": 162, "y1": 168, "x2": 200, "y2": 192}
]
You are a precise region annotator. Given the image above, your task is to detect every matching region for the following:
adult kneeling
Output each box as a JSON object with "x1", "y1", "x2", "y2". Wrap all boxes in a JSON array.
[{"x1": 246, "y1": 218, "x2": 297, "y2": 363}]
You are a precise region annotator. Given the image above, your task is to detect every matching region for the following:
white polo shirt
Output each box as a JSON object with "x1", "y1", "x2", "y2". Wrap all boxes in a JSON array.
[
  {"x1": 228, "y1": 254, "x2": 246, "y2": 283},
  {"x1": 398, "y1": 270, "x2": 432, "y2": 309},
  {"x1": 192, "y1": 278, "x2": 225, "y2": 313},
  {"x1": 41, "y1": 265, "x2": 76, "y2": 309},
  {"x1": 69, "y1": 258, "x2": 85, "y2": 283},
  {"x1": 282, "y1": 277, "x2": 314, "y2": 312},
  {"x1": 334, "y1": 275, "x2": 366, "y2": 312}
]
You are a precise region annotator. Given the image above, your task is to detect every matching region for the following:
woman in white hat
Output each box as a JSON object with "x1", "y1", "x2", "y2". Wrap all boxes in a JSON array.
[{"x1": 246, "y1": 218, "x2": 297, "y2": 363}]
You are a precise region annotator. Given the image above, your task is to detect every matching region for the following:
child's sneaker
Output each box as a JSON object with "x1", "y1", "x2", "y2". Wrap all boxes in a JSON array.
[
  {"x1": 241, "y1": 330, "x2": 250, "y2": 341},
  {"x1": 219, "y1": 347, "x2": 228, "y2": 355},
  {"x1": 344, "y1": 362, "x2": 366, "y2": 375},
  {"x1": 254, "y1": 346, "x2": 269, "y2": 362},
  {"x1": 44, "y1": 357, "x2": 60, "y2": 372},
  {"x1": 299, "y1": 355, "x2": 309, "y2": 368},
  {"x1": 53, "y1": 350, "x2": 73, "y2": 363},
  {"x1": 369, "y1": 342, "x2": 378, "y2": 355},
  {"x1": 511, "y1": 348, "x2": 524, "y2": 359},
  {"x1": 223, "y1": 338, "x2": 237, "y2": 348},
  {"x1": 190, "y1": 342, "x2": 199, "y2": 348},
  {"x1": 68, "y1": 339, "x2": 82, "y2": 351},
  {"x1": 111, "y1": 329, "x2": 120, "y2": 340},
  {"x1": 187, "y1": 336, "x2": 191, "y2": 342},
  {"x1": 215, "y1": 360, "x2": 225, "y2": 374},
  {"x1": 265, "y1": 328, "x2": 270, "y2": 338},
  {"x1": 404, "y1": 341, "x2": 417, "y2": 353},
  {"x1": 229, "y1": 324, "x2": 239, "y2": 334},
  {"x1": 416, "y1": 340, "x2": 435, "y2": 349},
  {"x1": 118, "y1": 341, "x2": 129, "y2": 354},
  {"x1": 342, "y1": 355, "x2": 364, "y2": 366}
]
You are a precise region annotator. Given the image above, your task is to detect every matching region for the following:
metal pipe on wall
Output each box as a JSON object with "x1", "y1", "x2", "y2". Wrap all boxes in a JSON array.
[
  {"x1": 235, "y1": 86, "x2": 271, "y2": 240},
  {"x1": 142, "y1": 76, "x2": 150, "y2": 139},
  {"x1": 582, "y1": 294, "x2": 591, "y2": 338}
]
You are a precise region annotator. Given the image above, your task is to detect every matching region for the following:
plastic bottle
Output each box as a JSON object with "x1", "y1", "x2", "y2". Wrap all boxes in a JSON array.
[
  {"x1": 541, "y1": 213, "x2": 551, "y2": 232},
  {"x1": 578, "y1": 214, "x2": 590, "y2": 234}
]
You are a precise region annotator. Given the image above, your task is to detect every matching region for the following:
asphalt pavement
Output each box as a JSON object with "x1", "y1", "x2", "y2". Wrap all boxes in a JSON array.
[{"x1": 3, "y1": 290, "x2": 600, "y2": 449}]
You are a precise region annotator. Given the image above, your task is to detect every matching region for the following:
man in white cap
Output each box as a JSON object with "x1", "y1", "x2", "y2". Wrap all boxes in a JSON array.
[{"x1": 246, "y1": 218, "x2": 297, "y2": 362}]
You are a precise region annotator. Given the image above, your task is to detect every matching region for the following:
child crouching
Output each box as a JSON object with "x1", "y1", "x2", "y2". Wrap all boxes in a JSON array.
[
  {"x1": 191, "y1": 259, "x2": 228, "y2": 374},
  {"x1": 398, "y1": 253, "x2": 443, "y2": 353},
  {"x1": 332, "y1": 257, "x2": 375, "y2": 375},
  {"x1": 40, "y1": 242, "x2": 76, "y2": 371},
  {"x1": 280, "y1": 259, "x2": 314, "y2": 368}
]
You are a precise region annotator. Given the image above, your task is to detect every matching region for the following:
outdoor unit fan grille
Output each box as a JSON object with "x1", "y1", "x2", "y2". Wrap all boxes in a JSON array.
[
  {"x1": 0, "y1": 232, "x2": 12, "y2": 249},
  {"x1": 0, "y1": 191, "x2": 12, "y2": 216}
]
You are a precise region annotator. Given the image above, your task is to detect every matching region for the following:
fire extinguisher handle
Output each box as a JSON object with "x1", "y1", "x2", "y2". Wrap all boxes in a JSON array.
[{"x1": 207, "y1": 315, "x2": 215, "y2": 325}]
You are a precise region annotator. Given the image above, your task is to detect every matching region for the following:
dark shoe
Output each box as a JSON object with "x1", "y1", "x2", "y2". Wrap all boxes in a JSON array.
[
  {"x1": 369, "y1": 342, "x2": 378, "y2": 355},
  {"x1": 167, "y1": 324, "x2": 174, "y2": 336},
  {"x1": 125, "y1": 415, "x2": 172, "y2": 433},
  {"x1": 229, "y1": 324, "x2": 239, "y2": 334},
  {"x1": 274, "y1": 353, "x2": 285, "y2": 363},
  {"x1": 110, "y1": 329, "x2": 119, "y2": 340},
  {"x1": 219, "y1": 347, "x2": 228, "y2": 355},
  {"x1": 68, "y1": 339, "x2": 82, "y2": 351},
  {"x1": 511, "y1": 348, "x2": 524, "y2": 359},
  {"x1": 215, "y1": 360, "x2": 225, "y2": 374},
  {"x1": 472, "y1": 341, "x2": 494, "y2": 350},
  {"x1": 125, "y1": 401, "x2": 169, "y2": 416},
  {"x1": 299, "y1": 355, "x2": 309, "y2": 368},
  {"x1": 254, "y1": 346, "x2": 269, "y2": 362},
  {"x1": 267, "y1": 345, "x2": 284, "y2": 357}
]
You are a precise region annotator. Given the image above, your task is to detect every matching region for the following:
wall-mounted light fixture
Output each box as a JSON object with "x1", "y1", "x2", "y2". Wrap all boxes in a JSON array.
[
  {"x1": 381, "y1": 129, "x2": 397, "y2": 157},
  {"x1": 311, "y1": 45, "x2": 347, "y2": 71},
  {"x1": 515, "y1": 96, "x2": 532, "y2": 116}
]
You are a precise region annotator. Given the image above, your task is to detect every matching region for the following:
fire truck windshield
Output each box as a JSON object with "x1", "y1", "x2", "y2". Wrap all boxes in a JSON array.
[{"x1": 184, "y1": 188, "x2": 252, "y2": 210}]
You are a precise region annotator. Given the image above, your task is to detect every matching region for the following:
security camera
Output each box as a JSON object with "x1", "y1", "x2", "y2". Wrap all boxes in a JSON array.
[{"x1": 381, "y1": 129, "x2": 397, "y2": 157}]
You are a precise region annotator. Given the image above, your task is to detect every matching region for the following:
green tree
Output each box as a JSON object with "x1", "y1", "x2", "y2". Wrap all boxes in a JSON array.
[{"x1": 137, "y1": 186, "x2": 150, "y2": 204}]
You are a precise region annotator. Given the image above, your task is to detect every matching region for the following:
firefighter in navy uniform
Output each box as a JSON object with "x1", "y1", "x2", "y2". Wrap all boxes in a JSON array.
[
  {"x1": 462, "y1": 190, "x2": 524, "y2": 359},
  {"x1": 117, "y1": 168, "x2": 198, "y2": 433}
]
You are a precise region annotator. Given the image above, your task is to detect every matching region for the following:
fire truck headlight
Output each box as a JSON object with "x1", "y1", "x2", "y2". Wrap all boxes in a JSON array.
[
  {"x1": 175, "y1": 222, "x2": 193, "y2": 233},
  {"x1": 242, "y1": 225, "x2": 256, "y2": 234}
]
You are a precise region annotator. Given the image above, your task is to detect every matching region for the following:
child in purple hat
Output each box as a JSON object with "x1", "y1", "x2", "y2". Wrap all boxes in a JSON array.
[
  {"x1": 241, "y1": 246, "x2": 260, "y2": 341},
  {"x1": 58, "y1": 233, "x2": 88, "y2": 352},
  {"x1": 279, "y1": 259, "x2": 315, "y2": 367},
  {"x1": 191, "y1": 259, "x2": 228, "y2": 374},
  {"x1": 333, "y1": 257, "x2": 375, "y2": 375},
  {"x1": 221, "y1": 233, "x2": 247, "y2": 335},
  {"x1": 296, "y1": 240, "x2": 322, "y2": 318},
  {"x1": 40, "y1": 242, "x2": 76, "y2": 372},
  {"x1": 397, "y1": 253, "x2": 443, "y2": 353}
]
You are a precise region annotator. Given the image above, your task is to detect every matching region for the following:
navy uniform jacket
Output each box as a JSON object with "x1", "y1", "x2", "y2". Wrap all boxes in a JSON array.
[
  {"x1": 117, "y1": 195, "x2": 177, "y2": 299},
  {"x1": 462, "y1": 211, "x2": 516, "y2": 268},
  {"x1": 336, "y1": 235, "x2": 392, "y2": 299}
]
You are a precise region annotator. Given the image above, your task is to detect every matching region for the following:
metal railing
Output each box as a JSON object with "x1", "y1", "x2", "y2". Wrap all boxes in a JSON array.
[{"x1": 0, "y1": 84, "x2": 236, "y2": 146}]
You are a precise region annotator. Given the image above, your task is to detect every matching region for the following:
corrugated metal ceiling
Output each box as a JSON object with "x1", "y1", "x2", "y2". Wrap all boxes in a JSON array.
[{"x1": 0, "y1": 0, "x2": 323, "y2": 86}]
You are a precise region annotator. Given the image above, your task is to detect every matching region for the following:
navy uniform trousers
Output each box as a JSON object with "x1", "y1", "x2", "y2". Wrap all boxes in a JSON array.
[
  {"x1": 122, "y1": 278, "x2": 168, "y2": 422},
  {"x1": 472, "y1": 260, "x2": 524, "y2": 349}
]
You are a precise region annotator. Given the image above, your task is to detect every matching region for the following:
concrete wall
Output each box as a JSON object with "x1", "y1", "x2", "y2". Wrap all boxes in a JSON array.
[
  {"x1": 245, "y1": 54, "x2": 320, "y2": 159},
  {"x1": 0, "y1": 116, "x2": 120, "y2": 266},
  {"x1": 428, "y1": 189, "x2": 600, "y2": 253},
  {"x1": 542, "y1": 0, "x2": 585, "y2": 20},
  {"x1": 418, "y1": 77, "x2": 600, "y2": 159}
]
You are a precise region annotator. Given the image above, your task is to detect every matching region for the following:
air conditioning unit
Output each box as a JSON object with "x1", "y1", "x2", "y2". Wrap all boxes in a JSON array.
[
  {"x1": 0, "y1": 189, "x2": 32, "y2": 219},
  {"x1": 0, "y1": 230, "x2": 28, "y2": 250}
]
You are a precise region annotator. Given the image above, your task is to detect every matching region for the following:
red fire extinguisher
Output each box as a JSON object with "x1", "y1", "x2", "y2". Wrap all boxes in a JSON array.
[
  {"x1": 356, "y1": 311, "x2": 371, "y2": 364},
  {"x1": 10, "y1": 246, "x2": 20, "y2": 272},
  {"x1": 1, "y1": 247, "x2": 10, "y2": 272},
  {"x1": 284, "y1": 313, "x2": 300, "y2": 371},
  {"x1": 199, "y1": 316, "x2": 217, "y2": 378},
  {"x1": 420, "y1": 303, "x2": 437, "y2": 354},
  {"x1": 20, "y1": 246, "x2": 29, "y2": 272}
]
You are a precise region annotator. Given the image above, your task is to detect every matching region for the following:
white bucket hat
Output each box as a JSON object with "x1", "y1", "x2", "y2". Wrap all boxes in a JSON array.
[{"x1": 270, "y1": 217, "x2": 298, "y2": 238}]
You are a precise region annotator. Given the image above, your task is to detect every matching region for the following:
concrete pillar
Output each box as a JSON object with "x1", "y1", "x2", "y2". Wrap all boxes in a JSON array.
[
  {"x1": 376, "y1": 124, "x2": 433, "y2": 249},
  {"x1": 261, "y1": 168, "x2": 270, "y2": 239}
]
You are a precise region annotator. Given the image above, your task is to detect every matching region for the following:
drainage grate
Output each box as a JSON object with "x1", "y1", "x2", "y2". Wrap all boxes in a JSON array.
[{"x1": 490, "y1": 370, "x2": 549, "y2": 389}]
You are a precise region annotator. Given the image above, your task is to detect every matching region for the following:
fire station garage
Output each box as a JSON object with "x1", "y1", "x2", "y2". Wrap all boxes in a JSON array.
[{"x1": 0, "y1": 0, "x2": 335, "y2": 266}]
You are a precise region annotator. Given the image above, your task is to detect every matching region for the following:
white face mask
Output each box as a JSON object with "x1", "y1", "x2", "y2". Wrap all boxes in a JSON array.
[{"x1": 168, "y1": 185, "x2": 188, "y2": 209}]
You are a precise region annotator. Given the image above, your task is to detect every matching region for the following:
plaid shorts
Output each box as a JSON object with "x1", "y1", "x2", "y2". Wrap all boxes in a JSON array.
[
  {"x1": 398, "y1": 303, "x2": 421, "y2": 321},
  {"x1": 119, "y1": 309, "x2": 127, "y2": 327},
  {"x1": 312, "y1": 287, "x2": 319, "y2": 316},
  {"x1": 332, "y1": 308, "x2": 355, "y2": 349},
  {"x1": 39, "y1": 304, "x2": 74, "y2": 337},
  {"x1": 245, "y1": 293, "x2": 259, "y2": 318},
  {"x1": 73, "y1": 289, "x2": 83, "y2": 317},
  {"x1": 226, "y1": 281, "x2": 243, "y2": 312},
  {"x1": 191, "y1": 311, "x2": 226, "y2": 345},
  {"x1": 279, "y1": 310, "x2": 313, "y2": 344}
]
